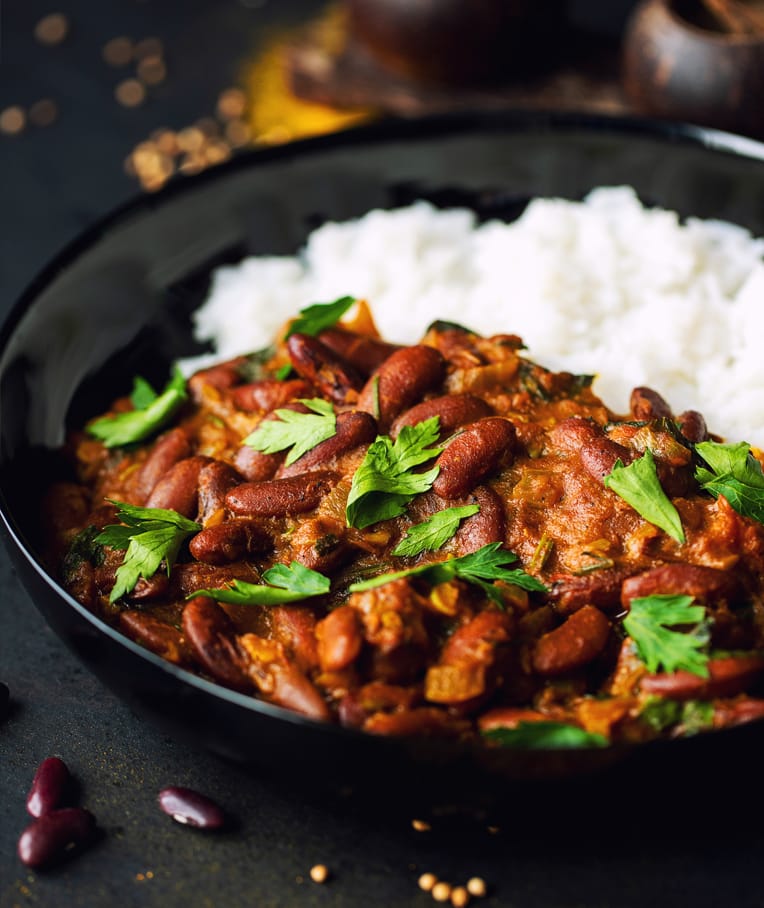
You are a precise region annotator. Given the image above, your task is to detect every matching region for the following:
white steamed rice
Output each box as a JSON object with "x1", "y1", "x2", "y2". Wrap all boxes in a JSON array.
[{"x1": 187, "y1": 187, "x2": 764, "y2": 446}]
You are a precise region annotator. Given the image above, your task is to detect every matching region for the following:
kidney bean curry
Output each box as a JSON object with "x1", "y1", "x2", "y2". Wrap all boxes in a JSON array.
[{"x1": 43, "y1": 298, "x2": 764, "y2": 749}]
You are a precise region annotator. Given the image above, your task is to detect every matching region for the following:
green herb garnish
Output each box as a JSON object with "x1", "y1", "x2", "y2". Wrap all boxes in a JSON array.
[
  {"x1": 604, "y1": 449, "x2": 685, "y2": 543},
  {"x1": 274, "y1": 364, "x2": 293, "y2": 381},
  {"x1": 392, "y1": 505, "x2": 480, "y2": 557},
  {"x1": 285, "y1": 295, "x2": 356, "y2": 339},
  {"x1": 96, "y1": 500, "x2": 200, "y2": 603},
  {"x1": 623, "y1": 593, "x2": 710, "y2": 677},
  {"x1": 639, "y1": 696, "x2": 714, "y2": 735},
  {"x1": 346, "y1": 417, "x2": 442, "y2": 529},
  {"x1": 349, "y1": 542, "x2": 546, "y2": 605},
  {"x1": 87, "y1": 367, "x2": 187, "y2": 448},
  {"x1": 482, "y1": 721, "x2": 608, "y2": 749},
  {"x1": 194, "y1": 561, "x2": 330, "y2": 605},
  {"x1": 243, "y1": 398, "x2": 336, "y2": 466},
  {"x1": 695, "y1": 440, "x2": 764, "y2": 525}
]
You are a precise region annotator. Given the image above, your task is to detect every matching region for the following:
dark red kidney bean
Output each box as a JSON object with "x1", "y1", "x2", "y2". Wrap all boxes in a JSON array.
[
  {"x1": 432, "y1": 417, "x2": 516, "y2": 499},
  {"x1": 548, "y1": 568, "x2": 632, "y2": 615},
  {"x1": 197, "y1": 462, "x2": 242, "y2": 525},
  {"x1": 714, "y1": 697, "x2": 764, "y2": 729},
  {"x1": 640, "y1": 655, "x2": 764, "y2": 700},
  {"x1": 189, "y1": 519, "x2": 273, "y2": 565},
  {"x1": 580, "y1": 436, "x2": 633, "y2": 481},
  {"x1": 317, "y1": 327, "x2": 403, "y2": 376},
  {"x1": 134, "y1": 427, "x2": 191, "y2": 501},
  {"x1": 621, "y1": 563, "x2": 741, "y2": 610},
  {"x1": 451, "y1": 486, "x2": 506, "y2": 556},
  {"x1": 546, "y1": 416, "x2": 602, "y2": 453},
  {"x1": 532, "y1": 605, "x2": 611, "y2": 677},
  {"x1": 357, "y1": 345, "x2": 446, "y2": 432},
  {"x1": 169, "y1": 562, "x2": 259, "y2": 599},
  {"x1": 234, "y1": 444, "x2": 282, "y2": 482},
  {"x1": 17, "y1": 808, "x2": 95, "y2": 868},
  {"x1": 231, "y1": 379, "x2": 311, "y2": 413},
  {"x1": 188, "y1": 356, "x2": 247, "y2": 401},
  {"x1": 316, "y1": 605, "x2": 363, "y2": 672},
  {"x1": 182, "y1": 596, "x2": 251, "y2": 692},
  {"x1": 677, "y1": 409, "x2": 709, "y2": 443},
  {"x1": 144, "y1": 455, "x2": 211, "y2": 518},
  {"x1": 390, "y1": 393, "x2": 493, "y2": 439},
  {"x1": 157, "y1": 787, "x2": 225, "y2": 829},
  {"x1": 127, "y1": 573, "x2": 170, "y2": 601},
  {"x1": 363, "y1": 707, "x2": 469, "y2": 737},
  {"x1": 440, "y1": 610, "x2": 512, "y2": 667},
  {"x1": 225, "y1": 472, "x2": 339, "y2": 517},
  {"x1": 26, "y1": 757, "x2": 70, "y2": 818},
  {"x1": 286, "y1": 333, "x2": 364, "y2": 405},
  {"x1": 119, "y1": 611, "x2": 189, "y2": 665},
  {"x1": 277, "y1": 411, "x2": 377, "y2": 478},
  {"x1": 630, "y1": 386, "x2": 673, "y2": 420}
]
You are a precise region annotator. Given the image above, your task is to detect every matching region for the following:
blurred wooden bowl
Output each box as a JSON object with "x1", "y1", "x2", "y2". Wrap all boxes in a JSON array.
[
  {"x1": 623, "y1": 0, "x2": 764, "y2": 136},
  {"x1": 345, "y1": 0, "x2": 565, "y2": 87}
]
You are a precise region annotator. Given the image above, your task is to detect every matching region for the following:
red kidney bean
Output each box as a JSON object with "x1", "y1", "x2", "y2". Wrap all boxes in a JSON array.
[
  {"x1": 432, "y1": 417, "x2": 516, "y2": 499},
  {"x1": 182, "y1": 596, "x2": 252, "y2": 691},
  {"x1": 548, "y1": 568, "x2": 633, "y2": 615},
  {"x1": 532, "y1": 605, "x2": 611, "y2": 677},
  {"x1": 640, "y1": 654, "x2": 764, "y2": 700},
  {"x1": 234, "y1": 444, "x2": 282, "y2": 482},
  {"x1": 357, "y1": 345, "x2": 445, "y2": 432},
  {"x1": 17, "y1": 808, "x2": 95, "y2": 868},
  {"x1": 189, "y1": 519, "x2": 273, "y2": 565},
  {"x1": 440, "y1": 610, "x2": 512, "y2": 666},
  {"x1": 677, "y1": 409, "x2": 709, "y2": 443},
  {"x1": 316, "y1": 605, "x2": 363, "y2": 672},
  {"x1": 271, "y1": 606, "x2": 320, "y2": 672},
  {"x1": 231, "y1": 378, "x2": 312, "y2": 413},
  {"x1": 450, "y1": 486, "x2": 506, "y2": 556},
  {"x1": 630, "y1": 386, "x2": 673, "y2": 420},
  {"x1": 286, "y1": 333, "x2": 364, "y2": 404},
  {"x1": 713, "y1": 697, "x2": 764, "y2": 729},
  {"x1": 621, "y1": 563, "x2": 741, "y2": 610},
  {"x1": 225, "y1": 472, "x2": 338, "y2": 517},
  {"x1": 127, "y1": 573, "x2": 170, "y2": 601},
  {"x1": 318, "y1": 327, "x2": 403, "y2": 376},
  {"x1": 157, "y1": 787, "x2": 226, "y2": 829},
  {"x1": 276, "y1": 411, "x2": 377, "y2": 478},
  {"x1": 144, "y1": 455, "x2": 211, "y2": 518},
  {"x1": 477, "y1": 707, "x2": 549, "y2": 732},
  {"x1": 169, "y1": 562, "x2": 259, "y2": 599},
  {"x1": 390, "y1": 393, "x2": 493, "y2": 439},
  {"x1": 119, "y1": 611, "x2": 189, "y2": 665},
  {"x1": 580, "y1": 436, "x2": 633, "y2": 481},
  {"x1": 26, "y1": 757, "x2": 71, "y2": 818},
  {"x1": 134, "y1": 427, "x2": 191, "y2": 501},
  {"x1": 363, "y1": 707, "x2": 469, "y2": 737},
  {"x1": 188, "y1": 356, "x2": 247, "y2": 401},
  {"x1": 196, "y1": 461, "x2": 242, "y2": 525}
]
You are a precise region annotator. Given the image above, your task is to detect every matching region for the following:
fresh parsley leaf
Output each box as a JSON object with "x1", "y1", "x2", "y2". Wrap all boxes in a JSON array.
[
  {"x1": 285, "y1": 296, "x2": 356, "y2": 338},
  {"x1": 346, "y1": 417, "x2": 442, "y2": 529},
  {"x1": 193, "y1": 561, "x2": 330, "y2": 605},
  {"x1": 623, "y1": 593, "x2": 710, "y2": 677},
  {"x1": 639, "y1": 696, "x2": 714, "y2": 735},
  {"x1": 695, "y1": 440, "x2": 764, "y2": 525},
  {"x1": 96, "y1": 500, "x2": 200, "y2": 603},
  {"x1": 604, "y1": 449, "x2": 685, "y2": 543},
  {"x1": 482, "y1": 721, "x2": 608, "y2": 749},
  {"x1": 392, "y1": 504, "x2": 480, "y2": 557},
  {"x1": 274, "y1": 364, "x2": 293, "y2": 381},
  {"x1": 349, "y1": 542, "x2": 547, "y2": 603},
  {"x1": 243, "y1": 398, "x2": 336, "y2": 466},
  {"x1": 87, "y1": 367, "x2": 188, "y2": 448}
]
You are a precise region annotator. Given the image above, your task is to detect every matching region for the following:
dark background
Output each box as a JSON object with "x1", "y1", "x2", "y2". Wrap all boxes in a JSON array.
[{"x1": 1, "y1": 2, "x2": 761, "y2": 906}]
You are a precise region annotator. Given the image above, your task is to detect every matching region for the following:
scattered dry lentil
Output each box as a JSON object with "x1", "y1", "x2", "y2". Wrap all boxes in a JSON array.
[
  {"x1": 432, "y1": 882, "x2": 452, "y2": 903},
  {"x1": 0, "y1": 106, "x2": 26, "y2": 135},
  {"x1": 115, "y1": 78, "x2": 146, "y2": 108},
  {"x1": 309, "y1": 864, "x2": 329, "y2": 884},
  {"x1": 418, "y1": 873, "x2": 438, "y2": 892},
  {"x1": 451, "y1": 887, "x2": 470, "y2": 908},
  {"x1": 466, "y1": 877, "x2": 487, "y2": 898},
  {"x1": 412, "y1": 819, "x2": 431, "y2": 832},
  {"x1": 102, "y1": 36, "x2": 133, "y2": 67},
  {"x1": 28, "y1": 99, "x2": 58, "y2": 127},
  {"x1": 216, "y1": 88, "x2": 247, "y2": 121},
  {"x1": 34, "y1": 13, "x2": 68, "y2": 45},
  {"x1": 133, "y1": 37, "x2": 163, "y2": 60},
  {"x1": 137, "y1": 56, "x2": 167, "y2": 86}
]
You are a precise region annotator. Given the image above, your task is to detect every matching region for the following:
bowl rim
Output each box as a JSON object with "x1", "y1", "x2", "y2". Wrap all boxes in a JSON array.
[{"x1": 3, "y1": 107, "x2": 764, "y2": 753}]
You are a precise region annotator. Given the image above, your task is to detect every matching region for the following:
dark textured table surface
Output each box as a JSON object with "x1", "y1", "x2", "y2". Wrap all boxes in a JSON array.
[{"x1": 1, "y1": 2, "x2": 763, "y2": 906}]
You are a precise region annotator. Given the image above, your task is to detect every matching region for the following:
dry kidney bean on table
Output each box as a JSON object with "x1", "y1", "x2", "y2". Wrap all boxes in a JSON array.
[
  {"x1": 17, "y1": 807, "x2": 96, "y2": 868},
  {"x1": 158, "y1": 786, "x2": 226, "y2": 829},
  {"x1": 26, "y1": 756, "x2": 71, "y2": 818}
]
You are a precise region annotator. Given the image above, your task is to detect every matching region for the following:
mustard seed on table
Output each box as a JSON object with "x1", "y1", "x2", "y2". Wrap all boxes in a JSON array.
[
  {"x1": 309, "y1": 864, "x2": 329, "y2": 883},
  {"x1": 418, "y1": 873, "x2": 437, "y2": 892}
]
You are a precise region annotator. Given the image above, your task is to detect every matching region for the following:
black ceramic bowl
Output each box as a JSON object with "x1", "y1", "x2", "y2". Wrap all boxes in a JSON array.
[{"x1": 3, "y1": 111, "x2": 764, "y2": 813}]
